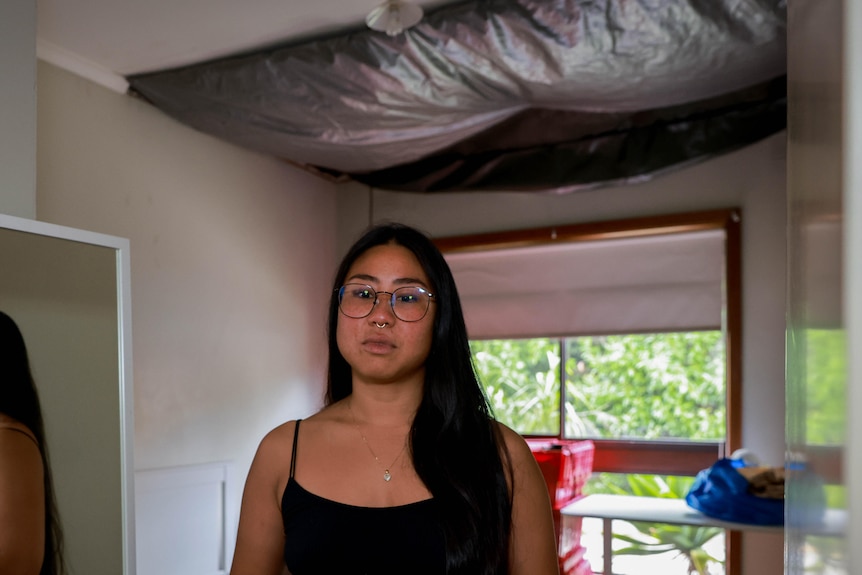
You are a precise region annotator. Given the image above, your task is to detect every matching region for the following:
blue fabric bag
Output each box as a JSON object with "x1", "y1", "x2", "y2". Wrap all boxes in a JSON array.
[{"x1": 685, "y1": 458, "x2": 784, "y2": 526}]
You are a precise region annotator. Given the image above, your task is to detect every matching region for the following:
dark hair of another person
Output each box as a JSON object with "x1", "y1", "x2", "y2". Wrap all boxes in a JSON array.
[
  {"x1": 326, "y1": 223, "x2": 513, "y2": 575},
  {"x1": 0, "y1": 311, "x2": 66, "y2": 575}
]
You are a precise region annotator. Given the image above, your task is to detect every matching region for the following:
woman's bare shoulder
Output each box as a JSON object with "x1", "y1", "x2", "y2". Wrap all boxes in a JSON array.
[
  {"x1": 255, "y1": 405, "x2": 340, "y2": 462},
  {"x1": 494, "y1": 421, "x2": 534, "y2": 463},
  {"x1": 264, "y1": 419, "x2": 301, "y2": 440},
  {"x1": 0, "y1": 419, "x2": 45, "y2": 575},
  {"x1": 245, "y1": 420, "x2": 302, "y2": 504},
  {"x1": 249, "y1": 408, "x2": 340, "y2": 493},
  {"x1": 493, "y1": 422, "x2": 560, "y2": 574},
  {"x1": 0, "y1": 415, "x2": 39, "y2": 452},
  {"x1": 257, "y1": 419, "x2": 299, "y2": 457},
  {"x1": 0, "y1": 416, "x2": 43, "y2": 483}
]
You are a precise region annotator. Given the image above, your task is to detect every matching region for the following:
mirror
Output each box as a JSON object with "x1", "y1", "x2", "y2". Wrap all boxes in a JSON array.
[{"x1": 0, "y1": 213, "x2": 135, "y2": 575}]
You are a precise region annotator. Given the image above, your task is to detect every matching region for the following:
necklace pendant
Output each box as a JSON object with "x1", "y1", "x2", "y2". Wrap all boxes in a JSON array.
[{"x1": 383, "y1": 469, "x2": 392, "y2": 482}]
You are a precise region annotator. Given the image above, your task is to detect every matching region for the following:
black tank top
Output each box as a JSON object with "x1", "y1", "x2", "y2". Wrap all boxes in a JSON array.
[{"x1": 281, "y1": 419, "x2": 447, "y2": 575}]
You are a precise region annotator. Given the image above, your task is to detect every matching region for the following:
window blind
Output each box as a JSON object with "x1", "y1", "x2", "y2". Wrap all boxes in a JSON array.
[{"x1": 445, "y1": 229, "x2": 725, "y2": 339}]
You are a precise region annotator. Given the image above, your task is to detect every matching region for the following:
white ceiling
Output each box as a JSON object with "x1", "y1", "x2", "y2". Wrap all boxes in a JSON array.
[{"x1": 36, "y1": 0, "x2": 443, "y2": 90}]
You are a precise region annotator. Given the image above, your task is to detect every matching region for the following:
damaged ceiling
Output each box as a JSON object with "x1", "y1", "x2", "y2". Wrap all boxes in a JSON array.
[{"x1": 127, "y1": 0, "x2": 787, "y2": 193}]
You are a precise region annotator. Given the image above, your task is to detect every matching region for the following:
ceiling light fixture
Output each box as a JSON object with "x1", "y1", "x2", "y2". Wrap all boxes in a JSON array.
[{"x1": 365, "y1": 0, "x2": 424, "y2": 36}]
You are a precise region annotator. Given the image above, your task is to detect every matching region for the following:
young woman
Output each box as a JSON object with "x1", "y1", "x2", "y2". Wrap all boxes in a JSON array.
[
  {"x1": 230, "y1": 223, "x2": 559, "y2": 575},
  {"x1": 0, "y1": 311, "x2": 65, "y2": 575}
]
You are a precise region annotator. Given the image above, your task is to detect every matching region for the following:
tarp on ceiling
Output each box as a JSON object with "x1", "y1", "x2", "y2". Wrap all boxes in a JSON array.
[{"x1": 128, "y1": 0, "x2": 787, "y2": 193}]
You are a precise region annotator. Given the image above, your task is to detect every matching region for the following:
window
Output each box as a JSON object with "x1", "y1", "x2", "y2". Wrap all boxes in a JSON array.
[
  {"x1": 471, "y1": 331, "x2": 726, "y2": 442},
  {"x1": 438, "y1": 209, "x2": 742, "y2": 473},
  {"x1": 437, "y1": 209, "x2": 743, "y2": 573}
]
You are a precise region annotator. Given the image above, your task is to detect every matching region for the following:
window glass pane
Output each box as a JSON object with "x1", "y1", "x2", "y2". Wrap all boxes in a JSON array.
[
  {"x1": 565, "y1": 332, "x2": 726, "y2": 441},
  {"x1": 470, "y1": 338, "x2": 560, "y2": 435}
]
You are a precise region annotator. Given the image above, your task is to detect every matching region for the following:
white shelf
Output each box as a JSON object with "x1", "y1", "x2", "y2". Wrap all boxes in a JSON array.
[
  {"x1": 561, "y1": 494, "x2": 783, "y2": 533},
  {"x1": 560, "y1": 494, "x2": 840, "y2": 575}
]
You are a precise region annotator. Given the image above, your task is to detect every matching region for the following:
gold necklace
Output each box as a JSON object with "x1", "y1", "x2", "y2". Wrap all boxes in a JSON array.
[{"x1": 347, "y1": 400, "x2": 408, "y2": 482}]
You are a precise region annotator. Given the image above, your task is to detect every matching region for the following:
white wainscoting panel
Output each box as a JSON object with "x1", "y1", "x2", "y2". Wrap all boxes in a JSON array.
[{"x1": 136, "y1": 462, "x2": 235, "y2": 575}]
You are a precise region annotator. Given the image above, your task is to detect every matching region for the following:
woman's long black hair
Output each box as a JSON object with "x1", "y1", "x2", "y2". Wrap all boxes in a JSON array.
[
  {"x1": 325, "y1": 223, "x2": 513, "y2": 575},
  {"x1": 0, "y1": 311, "x2": 66, "y2": 575}
]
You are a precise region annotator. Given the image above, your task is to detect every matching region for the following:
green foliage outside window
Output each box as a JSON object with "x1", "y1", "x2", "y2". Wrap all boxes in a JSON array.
[
  {"x1": 471, "y1": 332, "x2": 726, "y2": 441},
  {"x1": 565, "y1": 332, "x2": 726, "y2": 440},
  {"x1": 470, "y1": 338, "x2": 560, "y2": 435}
]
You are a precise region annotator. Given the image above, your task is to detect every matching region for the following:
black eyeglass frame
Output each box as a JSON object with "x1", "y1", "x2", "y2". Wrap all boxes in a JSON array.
[{"x1": 335, "y1": 283, "x2": 436, "y2": 322}]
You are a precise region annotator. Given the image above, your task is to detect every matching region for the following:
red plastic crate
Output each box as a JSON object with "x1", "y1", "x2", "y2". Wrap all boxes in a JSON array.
[
  {"x1": 528, "y1": 440, "x2": 595, "y2": 575},
  {"x1": 528, "y1": 439, "x2": 595, "y2": 509},
  {"x1": 558, "y1": 526, "x2": 595, "y2": 574},
  {"x1": 568, "y1": 556, "x2": 594, "y2": 575},
  {"x1": 559, "y1": 514, "x2": 584, "y2": 552}
]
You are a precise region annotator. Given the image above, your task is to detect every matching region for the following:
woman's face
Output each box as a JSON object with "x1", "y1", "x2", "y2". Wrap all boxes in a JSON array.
[{"x1": 336, "y1": 242, "x2": 436, "y2": 388}]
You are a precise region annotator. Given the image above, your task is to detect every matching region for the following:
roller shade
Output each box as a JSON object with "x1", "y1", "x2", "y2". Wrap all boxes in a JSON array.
[{"x1": 445, "y1": 230, "x2": 725, "y2": 339}]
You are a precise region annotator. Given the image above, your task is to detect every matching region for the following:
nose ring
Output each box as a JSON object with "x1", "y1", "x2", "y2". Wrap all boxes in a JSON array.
[{"x1": 375, "y1": 322, "x2": 388, "y2": 328}]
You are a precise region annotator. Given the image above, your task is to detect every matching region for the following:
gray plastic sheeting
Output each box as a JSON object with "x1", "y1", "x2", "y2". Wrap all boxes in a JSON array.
[{"x1": 128, "y1": 0, "x2": 786, "y2": 193}]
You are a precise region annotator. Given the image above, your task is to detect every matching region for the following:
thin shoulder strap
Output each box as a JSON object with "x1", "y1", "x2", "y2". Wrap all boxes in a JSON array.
[
  {"x1": 0, "y1": 423, "x2": 40, "y2": 448},
  {"x1": 289, "y1": 419, "x2": 302, "y2": 478}
]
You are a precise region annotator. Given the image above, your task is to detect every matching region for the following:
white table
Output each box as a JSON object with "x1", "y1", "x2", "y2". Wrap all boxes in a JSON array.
[{"x1": 560, "y1": 494, "x2": 783, "y2": 575}]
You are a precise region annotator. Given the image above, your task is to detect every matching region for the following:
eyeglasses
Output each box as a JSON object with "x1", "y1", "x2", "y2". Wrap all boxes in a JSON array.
[{"x1": 336, "y1": 283, "x2": 435, "y2": 322}]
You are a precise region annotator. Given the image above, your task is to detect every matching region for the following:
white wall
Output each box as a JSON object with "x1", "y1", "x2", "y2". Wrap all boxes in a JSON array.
[
  {"x1": 36, "y1": 61, "x2": 338, "y2": 566},
  {"x1": 0, "y1": 0, "x2": 36, "y2": 218},
  {"x1": 339, "y1": 132, "x2": 788, "y2": 574}
]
